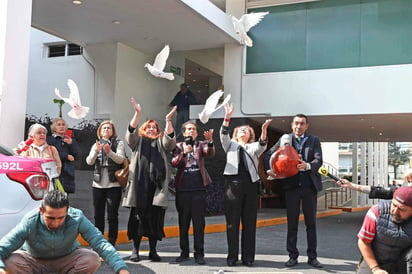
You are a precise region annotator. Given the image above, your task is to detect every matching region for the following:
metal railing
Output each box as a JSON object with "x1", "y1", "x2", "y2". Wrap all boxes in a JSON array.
[
  {"x1": 324, "y1": 186, "x2": 352, "y2": 208},
  {"x1": 320, "y1": 162, "x2": 352, "y2": 208}
]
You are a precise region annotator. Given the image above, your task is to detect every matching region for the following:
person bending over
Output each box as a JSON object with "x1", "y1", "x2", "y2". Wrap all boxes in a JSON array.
[{"x1": 0, "y1": 190, "x2": 129, "y2": 274}]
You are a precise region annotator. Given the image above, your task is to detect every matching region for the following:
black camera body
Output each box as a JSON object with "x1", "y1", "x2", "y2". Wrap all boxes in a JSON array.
[{"x1": 99, "y1": 138, "x2": 111, "y2": 145}]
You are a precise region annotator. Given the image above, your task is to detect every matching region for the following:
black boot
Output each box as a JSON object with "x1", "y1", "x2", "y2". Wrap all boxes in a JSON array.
[
  {"x1": 148, "y1": 238, "x2": 161, "y2": 262},
  {"x1": 130, "y1": 237, "x2": 141, "y2": 262}
]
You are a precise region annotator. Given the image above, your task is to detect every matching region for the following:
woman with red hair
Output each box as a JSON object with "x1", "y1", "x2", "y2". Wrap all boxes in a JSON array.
[{"x1": 122, "y1": 98, "x2": 177, "y2": 262}]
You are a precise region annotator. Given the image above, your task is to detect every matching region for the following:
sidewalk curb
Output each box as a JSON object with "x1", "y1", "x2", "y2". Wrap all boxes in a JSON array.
[{"x1": 78, "y1": 208, "x2": 354, "y2": 246}]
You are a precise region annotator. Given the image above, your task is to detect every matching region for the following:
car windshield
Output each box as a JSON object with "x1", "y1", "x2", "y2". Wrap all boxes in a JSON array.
[{"x1": 0, "y1": 144, "x2": 14, "y2": 156}]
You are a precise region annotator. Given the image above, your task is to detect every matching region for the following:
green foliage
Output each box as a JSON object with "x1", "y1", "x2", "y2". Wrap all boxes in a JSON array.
[
  {"x1": 53, "y1": 98, "x2": 65, "y2": 118},
  {"x1": 388, "y1": 142, "x2": 410, "y2": 179}
]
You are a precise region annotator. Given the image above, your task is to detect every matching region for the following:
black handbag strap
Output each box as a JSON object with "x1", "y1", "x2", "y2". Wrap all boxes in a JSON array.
[{"x1": 240, "y1": 145, "x2": 259, "y2": 175}]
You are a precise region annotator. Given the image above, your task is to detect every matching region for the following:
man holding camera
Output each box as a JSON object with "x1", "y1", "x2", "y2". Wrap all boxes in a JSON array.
[{"x1": 170, "y1": 121, "x2": 215, "y2": 265}]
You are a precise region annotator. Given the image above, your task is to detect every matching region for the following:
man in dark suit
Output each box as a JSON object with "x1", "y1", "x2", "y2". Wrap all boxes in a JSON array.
[{"x1": 264, "y1": 114, "x2": 323, "y2": 268}]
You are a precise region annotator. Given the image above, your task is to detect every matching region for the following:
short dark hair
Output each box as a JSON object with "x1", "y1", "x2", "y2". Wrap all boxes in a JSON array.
[
  {"x1": 181, "y1": 121, "x2": 197, "y2": 134},
  {"x1": 42, "y1": 190, "x2": 69, "y2": 210},
  {"x1": 294, "y1": 113, "x2": 308, "y2": 123}
]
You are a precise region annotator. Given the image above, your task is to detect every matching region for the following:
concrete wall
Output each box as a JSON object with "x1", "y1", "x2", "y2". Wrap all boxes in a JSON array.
[
  {"x1": 111, "y1": 42, "x2": 180, "y2": 147},
  {"x1": 0, "y1": 0, "x2": 32, "y2": 147},
  {"x1": 27, "y1": 29, "x2": 94, "y2": 127},
  {"x1": 242, "y1": 64, "x2": 412, "y2": 117}
]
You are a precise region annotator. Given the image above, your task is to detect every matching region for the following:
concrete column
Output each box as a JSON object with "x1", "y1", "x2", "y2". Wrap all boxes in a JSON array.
[
  {"x1": 358, "y1": 142, "x2": 368, "y2": 207},
  {"x1": 224, "y1": 0, "x2": 244, "y2": 117},
  {"x1": 383, "y1": 142, "x2": 388, "y2": 185},
  {"x1": 0, "y1": 0, "x2": 32, "y2": 147},
  {"x1": 352, "y1": 142, "x2": 362, "y2": 207},
  {"x1": 374, "y1": 142, "x2": 380, "y2": 185}
]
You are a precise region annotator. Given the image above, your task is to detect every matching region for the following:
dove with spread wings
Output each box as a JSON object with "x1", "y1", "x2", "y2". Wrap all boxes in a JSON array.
[
  {"x1": 144, "y1": 44, "x2": 175, "y2": 80},
  {"x1": 198, "y1": 90, "x2": 231, "y2": 124},
  {"x1": 54, "y1": 79, "x2": 90, "y2": 119},
  {"x1": 231, "y1": 12, "x2": 269, "y2": 47}
]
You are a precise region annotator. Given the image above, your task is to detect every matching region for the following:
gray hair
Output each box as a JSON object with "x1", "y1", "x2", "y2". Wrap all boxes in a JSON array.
[{"x1": 28, "y1": 123, "x2": 48, "y2": 138}]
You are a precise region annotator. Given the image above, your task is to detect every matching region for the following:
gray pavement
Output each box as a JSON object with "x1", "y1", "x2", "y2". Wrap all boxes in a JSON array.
[{"x1": 71, "y1": 171, "x2": 365, "y2": 274}]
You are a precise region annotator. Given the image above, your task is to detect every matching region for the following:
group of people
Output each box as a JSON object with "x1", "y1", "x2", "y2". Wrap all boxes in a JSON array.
[
  {"x1": 4, "y1": 93, "x2": 410, "y2": 274},
  {"x1": 0, "y1": 93, "x2": 327, "y2": 273}
]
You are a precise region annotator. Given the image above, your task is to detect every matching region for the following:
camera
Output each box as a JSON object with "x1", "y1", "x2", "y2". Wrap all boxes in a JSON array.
[{"x1": 99, "y1": 139, "x2": 111, "y2": 145}]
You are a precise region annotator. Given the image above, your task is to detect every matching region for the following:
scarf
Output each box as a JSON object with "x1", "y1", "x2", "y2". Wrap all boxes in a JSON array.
[{"x1": 136, "y1": 138, "x2": 166, "y2": 208}]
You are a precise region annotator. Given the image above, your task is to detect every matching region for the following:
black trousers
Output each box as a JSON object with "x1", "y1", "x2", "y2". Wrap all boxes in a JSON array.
[
  {"x1": 224, "y1": 178, "x2": 258, "y2": 263},
  {"x1": 92, "y1": 187, "x2": 122, "y2": 242},
  {"x1": 285, "y1": 185, "x2": 318, "y2": 260},
  {"x1": 175, "y1": 191, "x2": 206, "y2": 258}
]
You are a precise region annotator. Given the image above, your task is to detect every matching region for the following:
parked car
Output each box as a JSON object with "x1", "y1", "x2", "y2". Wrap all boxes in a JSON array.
[{"x1": 0, "y1": 144, "x2": 58, "y2": 239}]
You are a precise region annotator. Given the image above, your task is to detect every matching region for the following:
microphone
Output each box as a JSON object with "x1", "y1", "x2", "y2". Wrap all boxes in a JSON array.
[
  {"x1": 184, "y1": 136, "x2": 194, "y2": 146},
  {"x1": 318, "y1": 167, "x2": 340, "y2": 181},
  {"x1": 184, "y1": 136, "x2": 195, "y2": 158}
]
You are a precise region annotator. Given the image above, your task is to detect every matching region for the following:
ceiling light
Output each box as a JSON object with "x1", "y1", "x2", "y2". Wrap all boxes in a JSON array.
[
  {"x1": 112, "y1": 20, "x2": 121, "y2": 25},
  {"x1": 72, "y1": 0, "x2": 82, "y2": 5}
]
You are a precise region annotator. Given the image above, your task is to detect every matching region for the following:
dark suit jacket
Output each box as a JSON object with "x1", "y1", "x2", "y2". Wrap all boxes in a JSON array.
[{"x1": 264, "y1": 133, "x2": 323, "y2": 192}]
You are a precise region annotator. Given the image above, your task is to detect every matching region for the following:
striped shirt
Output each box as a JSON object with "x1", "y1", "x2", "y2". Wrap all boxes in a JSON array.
[{"x1": 357, "y1": 205, "x2": 379, "y2": 243}]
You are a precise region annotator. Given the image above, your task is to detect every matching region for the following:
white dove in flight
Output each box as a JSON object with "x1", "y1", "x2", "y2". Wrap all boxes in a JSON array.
[
  {"x1": 198, "y1": 90, "x2": 231, "y2": 124},
  {"x1": 144, "y1": 44, "x2": 175, "y2": 80},
  {"x1": 54, "y1": 79, "x2": 90, "y2": 119},
  {"x1": 231, "y1": 12, "x2": 269, "y2": 47}
]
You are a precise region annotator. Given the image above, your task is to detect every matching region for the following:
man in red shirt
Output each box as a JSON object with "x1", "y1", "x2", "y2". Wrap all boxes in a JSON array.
[{"x1": 357, "y1": 186, "x2": 412, "y2": 274}]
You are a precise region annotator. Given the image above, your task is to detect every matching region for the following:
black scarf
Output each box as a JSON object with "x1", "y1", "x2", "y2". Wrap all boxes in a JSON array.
[{"x1": 136, "y1": 138, "x2": 166, "y2": 208}]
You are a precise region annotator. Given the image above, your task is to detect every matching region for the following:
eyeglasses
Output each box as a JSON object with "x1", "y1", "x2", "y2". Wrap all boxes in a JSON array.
[{"x1": 238, "y1": 127, "x2": 250, "y2": 132}]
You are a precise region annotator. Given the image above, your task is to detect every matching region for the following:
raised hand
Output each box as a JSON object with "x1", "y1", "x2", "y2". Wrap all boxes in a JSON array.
[
  {"x1": 262, "y1": 119, "x2": 272, "y2": 131},
  {"x1": 165, "y1": 106, "x2": 177, "y2": 135},
  {"x1": 166, "y1": 106, "x2": 177, "y2": 120},
  {"x1": 224, "y1": 103, "x2": 234, "y2": 118},
  {"x1": 131, "y1": 97, "x2": 141, "y2": 114},
  {"x1": 260, "y1": 119, "x2": 272, "y2": 142},
  {"x1": 203, "y1": 129, "x2": 214, "y2": 142}
]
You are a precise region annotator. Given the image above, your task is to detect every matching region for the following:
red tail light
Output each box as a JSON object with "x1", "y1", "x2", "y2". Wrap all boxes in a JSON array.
[{"x1": 7, "y1": 172, "x2": 50, "y2": 200}]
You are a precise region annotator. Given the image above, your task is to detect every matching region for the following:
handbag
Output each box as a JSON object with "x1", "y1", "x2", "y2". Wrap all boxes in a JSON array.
[{"x1": 115, "y1": 158, "x2": 130, "y2": 188}]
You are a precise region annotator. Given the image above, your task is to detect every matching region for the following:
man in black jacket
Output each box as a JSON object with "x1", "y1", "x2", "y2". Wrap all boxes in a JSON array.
[{"x1": 264, "y1": 114, "x2": 323, "y2": 268}]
